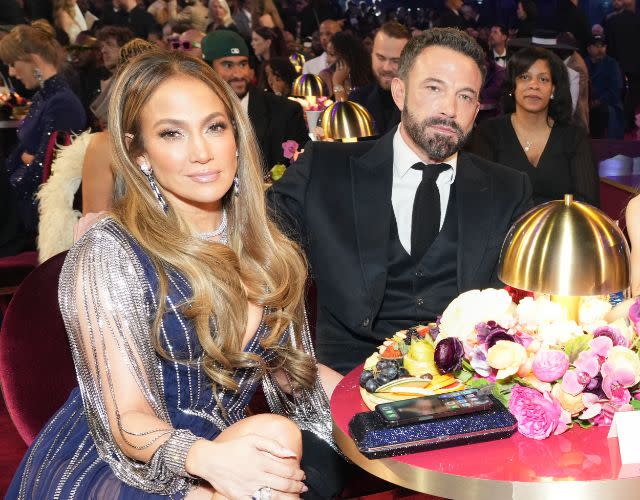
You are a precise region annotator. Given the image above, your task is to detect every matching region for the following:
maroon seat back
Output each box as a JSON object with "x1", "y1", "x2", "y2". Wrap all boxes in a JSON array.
[{"x1": 0, "y1": 251, "x2": 76, "y2": 445}]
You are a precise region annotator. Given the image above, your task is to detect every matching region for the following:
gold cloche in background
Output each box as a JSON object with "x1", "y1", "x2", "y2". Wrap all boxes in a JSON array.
[
  {"x1": 288, "y1": 52, "x2": 306, "y2": 74},
  {"x1": 291, "y1": 73, "x2": 326, "y2": 97},
  {"x1": 320, "y1": 100, "x2": 375, "y2": 142},
  {"x1": 499, "y1": 195, "x2": 630, "y2": 319}
]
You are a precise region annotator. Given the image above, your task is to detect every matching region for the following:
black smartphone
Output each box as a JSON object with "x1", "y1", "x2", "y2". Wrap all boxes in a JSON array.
[{"x1": 375, "y1": 388, "x2": 494, "y2": 427}]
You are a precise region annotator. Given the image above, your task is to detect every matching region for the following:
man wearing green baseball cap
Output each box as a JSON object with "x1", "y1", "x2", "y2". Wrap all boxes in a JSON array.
[{"x1": 201, "y1": 29, "x2": 309, "y2": 173}]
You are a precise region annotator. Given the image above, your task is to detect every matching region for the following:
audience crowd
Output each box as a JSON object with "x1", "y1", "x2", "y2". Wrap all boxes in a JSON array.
[{"x1": 1, "y1": 0, "x2": 640, "y2": 497}]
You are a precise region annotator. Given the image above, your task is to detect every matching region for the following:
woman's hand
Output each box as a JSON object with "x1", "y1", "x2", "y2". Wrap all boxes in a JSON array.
[
  {"x1": 21, "y1": 151, "x2": 35, "y2": 165},
  {"x1": 332, "y1": 59, "x2": 350, "y2": 88},
  {"x1": 188, "y1": 435, "x2": 307, "y2": 498}
]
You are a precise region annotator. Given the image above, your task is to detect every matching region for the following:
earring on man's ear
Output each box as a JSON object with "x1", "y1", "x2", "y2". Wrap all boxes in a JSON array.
[
  {"x1": 508, "y1": 92, "x2": 513, "y2": 97},
  {"x1": 550, "y1": 94, "x2": 555, "y2": 100},
  {"x1": 139, "y1": 162, "x2": 169, "y2": 213}
]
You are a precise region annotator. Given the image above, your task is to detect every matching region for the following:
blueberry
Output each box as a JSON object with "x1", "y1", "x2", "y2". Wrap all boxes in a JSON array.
[
  {"x1": 359, "y1": 370, "x2": 374, "y2": 388},
  {"x1": 376, "y1": 374, "x2": 392, "y2": 385},
  {"x1": 376, "y1": 360, "x2": 391, "y2": 371},
  {"x1": 364, "y1": 378, "x2": 380, "y2": 393},
  {"x1": 397, "y1": 368, "x2": 409, "y2": 378}
]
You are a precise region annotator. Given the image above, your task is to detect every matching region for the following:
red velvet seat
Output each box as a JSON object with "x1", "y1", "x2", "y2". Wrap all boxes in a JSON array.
[{"x1": 0, "y1": 251, "x2": 76, "y2": 445}]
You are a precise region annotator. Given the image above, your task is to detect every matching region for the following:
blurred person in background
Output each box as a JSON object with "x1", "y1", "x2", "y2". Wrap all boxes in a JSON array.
[
  {"x1": 302, "y1": 18, "x2": 340, "y2": 75},
  {"x1": 172, "y1": 28, "x2": 205, "y2": 60},
  {"x1": 207, "y1": 0, "x2": 237, "y2": 32},
  {"x1": 321, "y1": 30, "x2": 373, "y2": 101},
  {"x1": 251, "y1": 26, "x2": 287, "y2": 90},
  {"x1": 516, "y1": 0, "x2": 538, "y2": 37},
  {"x1": 53, "y1": 0, "x2": 88, "y2": 43},
  {"x1": 91, "y1": 26, "x2": 133, "y2": 128},
  {"x1": 264, "y1": 56, "x2": 297, "y2": 97},
  {"x1": 0, "y1": 21, "x2": 86, "y2": 255},
  {"x1": 349, "y1": 21, "x2": 410, "y2": 135}
]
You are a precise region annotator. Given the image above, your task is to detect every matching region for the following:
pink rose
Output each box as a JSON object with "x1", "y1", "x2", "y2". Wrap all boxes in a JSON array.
[
  {"x1": 532, "y1": 349, "x2": 569, "y2": 382},
  {"x1": 282, "y1": 140, "x2": 299, "y2": 160},
  {"x1": 509, "y1": 385, "x2": 561, "y2": 440}
]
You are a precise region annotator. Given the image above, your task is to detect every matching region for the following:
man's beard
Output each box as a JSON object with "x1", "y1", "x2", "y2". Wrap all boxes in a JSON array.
[
  {"x1": 228, "y1": 78, "x2": 248, "y2": 98},
  {"x1": 402, "y1": 106, "x2": 469, "y2": 162},
  {"x1": 375, "y1": 70, "x2": 395, "y2": 91}
]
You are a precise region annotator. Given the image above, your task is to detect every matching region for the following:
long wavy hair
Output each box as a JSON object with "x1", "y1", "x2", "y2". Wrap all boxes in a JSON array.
[
  {"x1": 501, "y1": 46, "x2": 572, "y2": 126},
  {"x1": 108, "y1": 50, "x2": 315, "y2": 393}
]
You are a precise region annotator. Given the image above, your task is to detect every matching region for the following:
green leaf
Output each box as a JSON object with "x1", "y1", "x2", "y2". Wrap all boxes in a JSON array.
[
  {"x1": 631, "y1": 399, "x2": 640, "y2": 411},
  {"x1": 398, "y1": 342, "x2": 409, "y2": 355},
  {"x1": 461, "y1": 358, "x2": 474, "y2": 372},
  {"x1": 456, "y1": 367, "x2": 474, "y2": 383},
  {"x1": 564, "y1": 334, "x2": 593, "y2": 363},
  {"x1": 492, "y1": 379, "x2": 516, "y2": 408},
  {"x1": 574, "y1": 418, "x2": 594, "y2": 429},
  {"x1": 466, "y1": 378, "x2": 491, "y2": 389}
]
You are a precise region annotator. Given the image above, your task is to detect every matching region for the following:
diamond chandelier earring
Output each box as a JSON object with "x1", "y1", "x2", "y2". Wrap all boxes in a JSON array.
[
  {"x1": 33, "y1": 67, "x2": 43, "y2": 87},
  {"x1": 233, "y1": 175, "x2": 240, "y2": 196},
  {"x1": 139, "y1": 162, "x2": 169, "y2": 213}
]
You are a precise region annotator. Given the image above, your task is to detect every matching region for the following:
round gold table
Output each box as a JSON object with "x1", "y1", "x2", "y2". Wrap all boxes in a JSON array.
[{"x1": 331, "y1": 365, "x2": 640, "y2": 500}]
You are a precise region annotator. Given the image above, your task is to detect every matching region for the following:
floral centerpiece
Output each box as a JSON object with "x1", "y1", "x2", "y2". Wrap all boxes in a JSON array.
[
  {"x1": 288, "y1": 95, "x2": 333, "y2": 132},
  {"x1": 433, "y1": 288, "x2": 640, "y2": 440}
]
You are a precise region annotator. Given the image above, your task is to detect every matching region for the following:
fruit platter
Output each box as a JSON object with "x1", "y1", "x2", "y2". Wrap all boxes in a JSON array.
[{"x1": 359, "y1": 324, "x2": 465, "y2": 411}]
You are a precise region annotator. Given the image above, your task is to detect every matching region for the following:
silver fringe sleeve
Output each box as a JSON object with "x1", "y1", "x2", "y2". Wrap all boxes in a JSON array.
[
  {"x1": 261, "y1": 311, "x2": 338, "y2": 453},
  {"x1": 58, "y1": 219, "x2": 195, "y2": 494}
]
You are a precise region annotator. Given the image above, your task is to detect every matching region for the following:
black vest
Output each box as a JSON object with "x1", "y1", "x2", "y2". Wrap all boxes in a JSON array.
[{"x1": 374, "y1": 184, "x2": 459, "y2": 340}]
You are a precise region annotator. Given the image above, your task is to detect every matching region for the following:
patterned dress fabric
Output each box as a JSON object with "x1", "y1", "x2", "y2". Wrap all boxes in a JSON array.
[{"x1": 7, "y1": 218, "x2": 333, "y2": 498}]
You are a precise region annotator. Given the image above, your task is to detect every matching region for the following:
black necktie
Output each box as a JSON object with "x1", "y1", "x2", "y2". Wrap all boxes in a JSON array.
[{"x1": 410, "y1": 162, "x2": 451, "y2": 261}]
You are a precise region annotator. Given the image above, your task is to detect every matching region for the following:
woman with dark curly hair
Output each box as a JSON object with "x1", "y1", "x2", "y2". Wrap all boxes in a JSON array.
[
  {"x1": 264, "y1": 56, "x2": 297, "y2": 97},
  {"x1": 468, "y1": 46, "x2": 598, "y2": 206},
  {"x1": 319, "y1": 31, "x2": 373, "y2": 100}
]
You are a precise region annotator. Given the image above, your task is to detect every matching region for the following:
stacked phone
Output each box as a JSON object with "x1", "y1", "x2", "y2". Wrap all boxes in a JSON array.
[{"x1": 349, "y1": 388, "x2": 517, "y2": 459}]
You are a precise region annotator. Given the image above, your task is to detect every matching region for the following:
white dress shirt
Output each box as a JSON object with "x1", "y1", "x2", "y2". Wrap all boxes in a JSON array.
[
  {"x1": 302, "y1": 52, "x2": 329, "y2": 75},
  {"x1": 564, "y1": 60, "x2": 579, "y2": 113},
  {"x1": 391, "y1": 127, "x2": 457, "y2": 255},
  {"x1": 493, "y1": 48, "x2": 507, "y2": 68}
]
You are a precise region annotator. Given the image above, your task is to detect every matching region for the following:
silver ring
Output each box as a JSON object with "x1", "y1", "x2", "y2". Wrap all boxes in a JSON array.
[{"x1": 252, "y1": 486, "x2": 272, "y2": 500}]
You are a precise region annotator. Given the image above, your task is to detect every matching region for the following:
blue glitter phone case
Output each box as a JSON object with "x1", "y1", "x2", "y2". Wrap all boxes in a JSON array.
[{"x1": 349, "y1": 395, "x2": 517, "y2": 459}]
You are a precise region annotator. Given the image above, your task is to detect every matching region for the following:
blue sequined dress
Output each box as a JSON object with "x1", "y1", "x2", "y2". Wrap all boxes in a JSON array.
[
  {"x1": 5, "y1": 74, "x2": 86, "y2": 236},
  {"x1": 7, "y1": 218, "x2": 333, "y2": 499}
]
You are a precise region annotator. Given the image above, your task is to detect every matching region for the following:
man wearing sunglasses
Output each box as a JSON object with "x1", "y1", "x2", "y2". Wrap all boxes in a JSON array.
[
  {"x1": 202, "y1": 30, "x2": 308, "y2": 174},
  {"x1": 171, "y1": 29, "x2": 204, "y2": 60}
]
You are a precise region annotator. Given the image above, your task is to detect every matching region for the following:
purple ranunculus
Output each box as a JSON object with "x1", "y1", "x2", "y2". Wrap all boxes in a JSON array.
[
  {"x1": 593, "y1": 325, "x2": 628, "y2": 347},
  {"x1": 434, "y1": 337, "x2": 465, "y2": 373},
  {"x1": 476, "y1": 321, "x2": 511, "y2": 345}
]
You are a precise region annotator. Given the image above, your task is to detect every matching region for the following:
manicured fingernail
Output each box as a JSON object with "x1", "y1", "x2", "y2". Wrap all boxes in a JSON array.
[
  {"x1": 302, "y1": 485, "x2": 309, "y2": 492},
  {"x1": 281, "y1": 448, "x2": 298, "y2": 458}
]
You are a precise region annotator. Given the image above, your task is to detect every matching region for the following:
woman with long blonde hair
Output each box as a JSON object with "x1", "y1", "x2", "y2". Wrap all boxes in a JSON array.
[
  {"x1": 9, "y1": 49, "x2": 340, "y2": 499},
  {"x1": 53, "y1": 0, "x2": 88, "y2": 43}
]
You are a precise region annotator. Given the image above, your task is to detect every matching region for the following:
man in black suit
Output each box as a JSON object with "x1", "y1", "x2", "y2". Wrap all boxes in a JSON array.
[
  {"x1": 202, "y1": 30, "x2": 309, "y2": 174},
  {"x1": 349, "y1": 21, "x2": 410, "y2": 136},
  {"x1": 436, "y1": 0, "x2": 466, "y2": 30},
  {"x1": 269, "y1": 28, "x2": 533, "y2": 374}
]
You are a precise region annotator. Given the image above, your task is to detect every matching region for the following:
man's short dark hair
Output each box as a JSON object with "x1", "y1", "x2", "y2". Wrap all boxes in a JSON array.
[
  {"x1": 492, "y1": 24, "x2": 508, "y2": 37},
  {"x1": 398, "y1": 28, "x2": 486, "y2": 83},
  {"x1": 95, "y1": 26, "x2": 134, "y2": 47},
  {"x1": 377, "y1": 21, "x2": 411, "y2": 41}
]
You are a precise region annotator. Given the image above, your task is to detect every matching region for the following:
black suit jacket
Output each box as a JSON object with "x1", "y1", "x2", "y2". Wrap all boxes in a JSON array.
[
  {"x1": 349, "y1": 83, "x2": 401, "y2": 136},
  {"x1": 247, "y1": 87, "x2": 309, "y2": 173},
  {"x1": 269, "y1": 128, "x2": 533, "y2": 372}
]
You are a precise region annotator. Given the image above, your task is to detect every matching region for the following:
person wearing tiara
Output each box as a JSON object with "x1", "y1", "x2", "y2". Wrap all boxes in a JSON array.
[{"x1": 8, "y1": 49, "x2": 341, "y2": 499}]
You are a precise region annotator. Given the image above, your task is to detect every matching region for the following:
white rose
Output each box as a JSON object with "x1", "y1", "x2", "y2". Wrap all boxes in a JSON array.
[
  {"x1": 437, "y1": 288, "x2": 515, "y2": 344},
  {"x1": 537, "y1": 320, "x2": 583, "y2": 347},
  {"x1": 516, "y1": 296, "x2": 563, "y2": 329},
  {"x1": 579, "y1": 297, "x2": 612, "y2": 327}
]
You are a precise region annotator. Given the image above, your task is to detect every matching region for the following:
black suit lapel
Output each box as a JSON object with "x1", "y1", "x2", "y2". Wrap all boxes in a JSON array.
[
  {"x1": 350, "y1": 129, "x2": 395, "y2": 307},
  {"x1": 456, "y1": 153, "x2": 493, "y2": 291}
]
